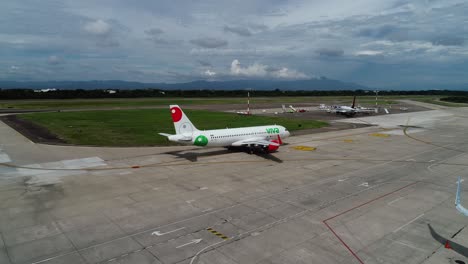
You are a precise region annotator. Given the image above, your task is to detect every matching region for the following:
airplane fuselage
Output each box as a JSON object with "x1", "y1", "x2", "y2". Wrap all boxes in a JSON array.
[
  {"x1": 161, "y1": 105, "x2": 290, "y2": 153},
  {"x1": 336, "y1": 106, "x2": 354, "y2": 111},
  {"x1": 169, "y1": 125, "x2": 289, "y2": 147}
]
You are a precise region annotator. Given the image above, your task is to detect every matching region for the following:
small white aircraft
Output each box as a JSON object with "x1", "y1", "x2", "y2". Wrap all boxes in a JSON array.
[
  {"x1": 455, "y1": 176, "x2": 468, "y2": 216},
  {"x1": 282, "y1": 104, "x2": 306, "y2": 113},
  {"x1": 159, "y1": 105, "x2": 290, "y2": 153},
  {"x1": 282, "y1": 104, "x2": 294, "y2": 113},
  {"x1": 327, "y1": 96, "x2": 376, "y2": 117}
]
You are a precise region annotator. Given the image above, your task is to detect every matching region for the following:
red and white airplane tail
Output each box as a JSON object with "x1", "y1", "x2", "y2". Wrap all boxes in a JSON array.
[
  {"x1": 169, "y1": 105, "x2": 199, "y2": 135},
  {"x1": 351, "y1": 96, "x2": 357, "y2": 108}
]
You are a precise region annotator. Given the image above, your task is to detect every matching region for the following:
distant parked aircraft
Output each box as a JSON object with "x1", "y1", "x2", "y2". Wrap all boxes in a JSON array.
[
  {"x1": 326, "y1": 96, "x2": 377, "y2": 117},
  {"x1": 282, "y1": 104, "x2": 306, "y2": 113},
  {"x1": 159, "y1": 105, "x2": 290, "y2": 153}
]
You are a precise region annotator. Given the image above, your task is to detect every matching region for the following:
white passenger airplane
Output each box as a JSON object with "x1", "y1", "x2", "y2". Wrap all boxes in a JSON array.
[
  {"x1": 327, "y1": 96, "x2": 376, "y2": 117},
  {"x1": 159, "y1": 105, "x2": 290, "y2": 153}
]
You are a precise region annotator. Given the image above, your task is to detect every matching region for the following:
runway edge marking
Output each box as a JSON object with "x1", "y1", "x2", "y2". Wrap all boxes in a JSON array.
[{"x1": 322, "y1": 181, "x2": 419, "y2": 264}]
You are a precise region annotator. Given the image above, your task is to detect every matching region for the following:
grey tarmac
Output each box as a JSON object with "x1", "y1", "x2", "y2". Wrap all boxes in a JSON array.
[{"x1": 1, "y1": 106, "x2": 468, "y2": 264}]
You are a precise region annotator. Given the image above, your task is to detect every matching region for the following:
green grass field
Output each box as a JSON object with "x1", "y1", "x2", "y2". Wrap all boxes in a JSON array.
[
  {"x1": 1, "y1": 98, "x2": 248, "y2": 109},
  {"x1": 0, "y1": 96, "x2": 400, "y2": 110},
  {"x1": 19, "y1": 109, "x2": 327, "y2": 146}
]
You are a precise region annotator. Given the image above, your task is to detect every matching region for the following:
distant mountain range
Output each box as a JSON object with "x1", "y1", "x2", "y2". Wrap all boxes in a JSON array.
[{"x1": 0, "y1": 78, "x2": 369, "y2": 90}]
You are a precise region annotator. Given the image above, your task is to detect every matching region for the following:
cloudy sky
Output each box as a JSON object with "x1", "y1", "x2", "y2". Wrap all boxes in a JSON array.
[{"x1": 1, "y1": 0, "x2": 468, "y2": 88}]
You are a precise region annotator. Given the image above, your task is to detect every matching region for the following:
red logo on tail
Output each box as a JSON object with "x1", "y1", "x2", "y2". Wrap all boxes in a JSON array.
[{"x1": 170, "y1": 107, "x2": 183, "y2": 122}]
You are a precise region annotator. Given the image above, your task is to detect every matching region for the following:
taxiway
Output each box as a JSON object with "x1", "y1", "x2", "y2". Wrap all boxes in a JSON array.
[{"x1": 1, "y1": 106, "x2": 468, "y2": 264}]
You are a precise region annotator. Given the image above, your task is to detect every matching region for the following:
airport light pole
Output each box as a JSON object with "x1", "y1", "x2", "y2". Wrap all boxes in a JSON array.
[
  {"x1": 247, "y1": 91, "x2": 250, "y2": 115},
  {"x1": 374, "y1": 90, "x2": 379, "y2": 107}
]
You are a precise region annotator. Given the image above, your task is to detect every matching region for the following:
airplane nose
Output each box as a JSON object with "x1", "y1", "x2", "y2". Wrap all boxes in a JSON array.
[{"x1": 284, "y1": 130, "x2": 290, "y2": 137}]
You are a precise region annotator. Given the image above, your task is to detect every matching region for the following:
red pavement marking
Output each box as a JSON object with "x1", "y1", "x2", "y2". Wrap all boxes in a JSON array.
[
  {"x1": 322, "y1": 182, "x2": 418, "y2": 264},
  {"x1": 445, "y1": 240, "x2": 452, "y2": 249}
]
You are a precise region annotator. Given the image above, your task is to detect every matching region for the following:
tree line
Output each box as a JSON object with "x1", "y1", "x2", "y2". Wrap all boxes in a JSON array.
[
  {"x1": 1, "y1": 88, "x2": 468, "y2": 100},
  {"x1": 440, "y1": 96, "x2": 468, "y2": 103}
]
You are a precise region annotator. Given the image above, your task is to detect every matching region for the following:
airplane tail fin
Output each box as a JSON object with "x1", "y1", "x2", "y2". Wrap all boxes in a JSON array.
[
  {"x1": 169, "y1": 105, "x2": 198, "y2": 135},
  {"x1": 351, "y1": 96, "x2": 356, "y2": 108}
]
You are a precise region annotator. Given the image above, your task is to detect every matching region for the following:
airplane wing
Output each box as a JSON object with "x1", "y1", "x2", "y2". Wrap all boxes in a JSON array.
[
  {"x1": 231, "y1": 138, "x2": 280, "y2": 147},
  {"x1": 455, "y1": 176, "x2": 468, "y2": 216}
]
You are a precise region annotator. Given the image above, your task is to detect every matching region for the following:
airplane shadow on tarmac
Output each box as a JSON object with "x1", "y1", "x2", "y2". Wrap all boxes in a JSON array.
[
  {"x1": 428, "y1": 224, "x2": 468, "y2": 259},
  {"x1": 164, "y1": 147, "x2": 283, "y2": 163}
]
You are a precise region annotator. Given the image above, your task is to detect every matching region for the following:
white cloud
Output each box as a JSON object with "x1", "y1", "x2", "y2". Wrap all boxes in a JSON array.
[
  {"x1": 273, "y1": 67, "x2": 309, "y2": 79},
  {"x1": 223, "y1": 25, "x2": 252, "y2": 37},
  {"x1": 354, "y1": 50, "x2": 383, "y2": 56},
  {"x1": 204, "y1": 69, "x2": 216, "y2": 76},
  {"x1": 361, "y1": 40, "x2": 395, "y2": 47},
  {"x1": 2, "y1": 0, "x2": 468, "y2": 87},
  {"x1": 48, "y1": 55, "x2": 63, "y2": 65},
  {"x1": 83, "y1": 19, "x2": 111, "y2": 35},
  {"x1": 230, "y1": 59, "x2": 309, "y2": 79},
  {"x1": 190, "y1": 37, "x2": 228, "y2": 48},
  {"x1": 230, "y1": 59, "x2": 267, "y2": 77},
  {"x1": 9, "y1": 65, "x2": 20, "y2": 72}
]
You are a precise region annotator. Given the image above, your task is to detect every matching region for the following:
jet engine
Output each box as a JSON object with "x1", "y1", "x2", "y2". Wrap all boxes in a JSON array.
[{"x1": 266, "y1": 136, "x2": 283, "y2": 152}]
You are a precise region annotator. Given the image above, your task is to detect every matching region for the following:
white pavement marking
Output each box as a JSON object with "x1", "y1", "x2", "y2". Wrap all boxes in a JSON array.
[
  {"x1": 201, "y1": 208, "x2": 213, "y2": 212},
  {"x1": 13, "y1": 157, "x2": 107, "y2": 185},
  {"x1": 151, "y1": 227, "x2": 186, "y2": 236},
  {"x1": 199, "y1": 187, "x2": 208, "y2": 190},
  {"x1": 176, "y1": 239, "x2": 202, "y2": 249},
  {"x1": 392, "y1": 214, "x2": 425, "y2": 233},
  {"x1": 190, "y1": 241, "x2": 225, "y2": 264},
  {"x1": 31, "y1": 142, "x2": 454, "y2": 264},
  {"x1": 427, "y1": 151, "x2": 466, "y2": 173},
  {"x1": 388, "y1": 196, "x2": 404, "y2": 206},
  {"x1": 358, "y1": 182, "x2": 369, "y2": 187},
  {"x1": 388, "y1": 238, "x2": 427, "y2": 252},
  {"x1": 338, "y1": 178, "x2": 348, "y2": 182},
  {"x1": 428, "y1": 160, "x2": 436, "y2": 163},
  {"x1": 189, "y1": 183, "x2": 390, "y2": 264},
  {"x1": 0, "y1": 152, "x2": 11, "y2": 163},
  {"x1": 7, "y1": 157, "x2": 106, "y2": 178}
]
